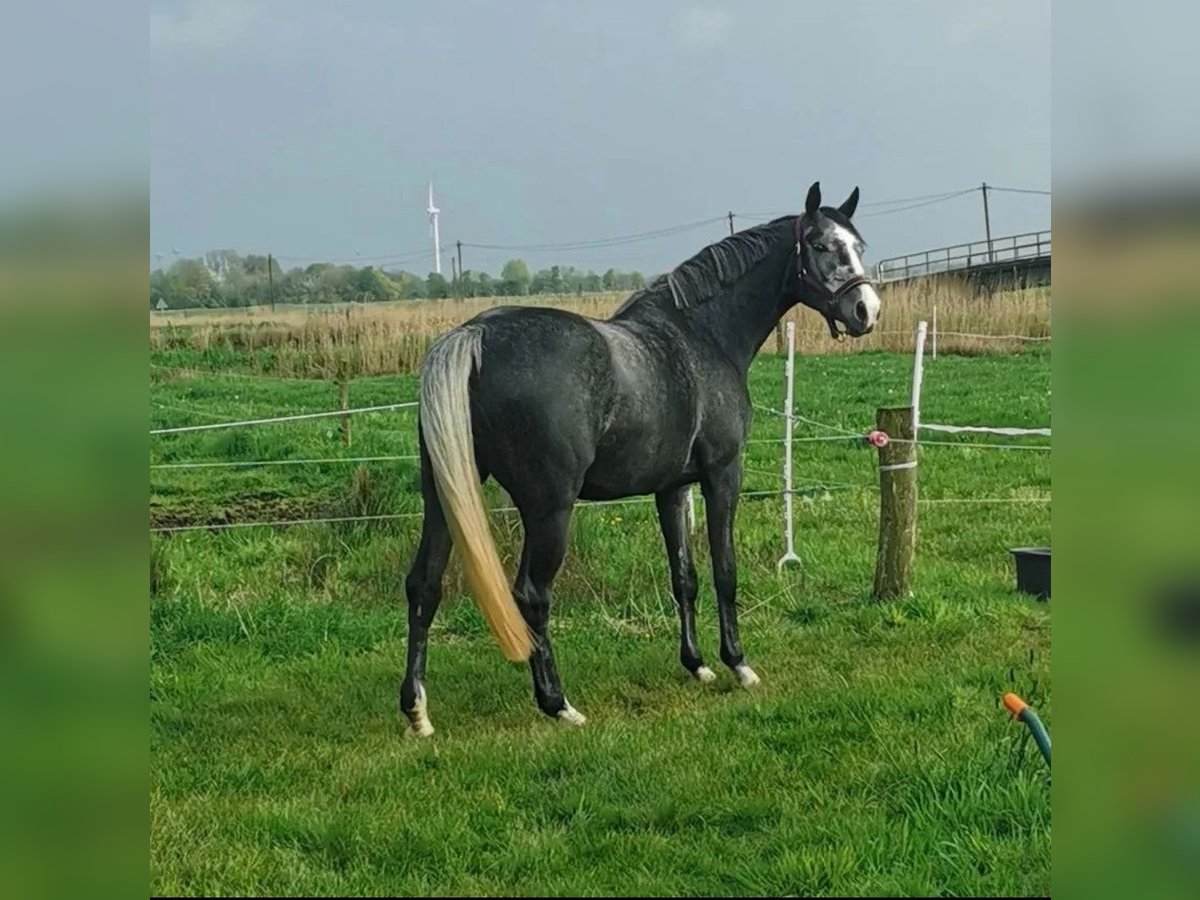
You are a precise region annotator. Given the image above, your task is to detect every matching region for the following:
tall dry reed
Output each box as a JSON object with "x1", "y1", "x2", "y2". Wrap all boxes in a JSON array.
[{"x1": 150, "y1": 279, "x2": 1049, "y2": 378}]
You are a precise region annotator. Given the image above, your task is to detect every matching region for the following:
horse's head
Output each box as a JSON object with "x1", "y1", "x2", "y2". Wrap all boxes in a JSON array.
[{"x1": 794, "y1": 181, "x2": 881, "y2": 340}]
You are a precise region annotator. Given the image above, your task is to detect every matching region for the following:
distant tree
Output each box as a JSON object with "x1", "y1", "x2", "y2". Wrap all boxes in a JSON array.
[
  {"x1": 150, "y1": 269, "x2": 171, "y2": 309},
  {"x1": 166, "y1": 258, "x2": 219, "y2": 307},
  {"x1": 356, "y1": 266, "x2": 400, "y2": 302},
  {"x1": 387, "y1": 269, "x2": 426, "y2": 299},
  {"x1": 426, "y1": 271, "x2": 450, "y2": 299},
  {"x1": 278, "y1": 268, "x2": 309, "y2": 305},
  {"x1": 148, "y1": 248, "x2": 658, "y2": 309},
  {"x1": 458, "y1": 270, "x2": 479, "y2": 298},
  {"x1": 203, "y1": 249, "x2": 242, "y2": 281},
  {"x1": 317, "y1": 265, "x2": 357, "y2": 303},
  {"x1": 242, "y1": 254, "x2": 276, "y2": 277},
  {"x1": 529, "y1": 268, "x2": 550, "y2": 294},
  {"x1": 218, "y1": 267, "x2": 252, "y2": 306},
  {"x1": 500, "y1": 258, "x2": 531, "y2": 296}
]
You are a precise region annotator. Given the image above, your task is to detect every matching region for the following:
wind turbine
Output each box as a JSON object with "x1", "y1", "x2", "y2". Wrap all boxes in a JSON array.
[{"x1": 427, "y1": 181, "x2": 442, "y2": 275}]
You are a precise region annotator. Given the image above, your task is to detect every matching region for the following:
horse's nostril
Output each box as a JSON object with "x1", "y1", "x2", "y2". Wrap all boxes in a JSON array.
[{"x1": 855, "y1": 300, "x2": 868, "y2": 322}]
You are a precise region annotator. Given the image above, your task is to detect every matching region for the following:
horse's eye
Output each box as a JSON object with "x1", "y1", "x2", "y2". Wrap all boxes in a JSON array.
[{"x1": 812, "y1": 242, "x2": 828, "y2": 253}]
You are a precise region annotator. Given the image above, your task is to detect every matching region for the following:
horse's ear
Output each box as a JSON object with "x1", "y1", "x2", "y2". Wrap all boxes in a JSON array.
[
  {"x1": 805, "y1": 181, "x2": 821, "y2": 217},
  {"x1": 839, "y1": 186, "x2": 860, "y2": 219}
]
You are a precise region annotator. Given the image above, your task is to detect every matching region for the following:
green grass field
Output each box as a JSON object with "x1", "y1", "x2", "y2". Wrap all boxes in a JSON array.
[{"x1": 150, "y1": 346, "x2": 1051, "y2": 897}]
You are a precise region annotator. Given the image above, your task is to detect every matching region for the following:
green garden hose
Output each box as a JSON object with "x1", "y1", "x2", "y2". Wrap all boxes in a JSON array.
[{"x1": 1003, "y1": 692, "x2": 1051, "y2": 768}]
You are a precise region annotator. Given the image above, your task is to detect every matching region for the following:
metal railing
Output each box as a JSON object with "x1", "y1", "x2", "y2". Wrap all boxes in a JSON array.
[{"x1": 875, "y1": 230, "x2": 1051, "y2": 283}]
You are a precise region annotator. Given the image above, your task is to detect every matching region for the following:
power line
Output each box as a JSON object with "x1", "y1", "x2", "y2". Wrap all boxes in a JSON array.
[
  {"x1": 857, "y1": 189, "x2": 978, "y2": 218},
  {"x1": 860, "y1": 188, "x2": 981, "y2": 208},
  {"x1": 739, "y1": 189, "x2": 973, "y2": 219},
  {"x1": 737, "y1": 184, "x2": 1050, "y2": 221},
  {"x1": 275, "y1": 247, "x2": 433, "y2": 265},
  {"x1": 737, "y1": 188, "x2": 980, "y2": 220},
  {"x1": 460, "y1": 244, "x2": 687, "y2": 265},
  {"x1": 464, "y1": 187, "x2": 975, "y2": 254},
  {"x1": 989, "y1": 186, "x2": 1052, "y2": 196},
  {"x1": 183, "y1": 182, "x2": 1050, "y2": 273},
  {"x1": 461, "y1": 216, "x2": 726, "y2": 252}
]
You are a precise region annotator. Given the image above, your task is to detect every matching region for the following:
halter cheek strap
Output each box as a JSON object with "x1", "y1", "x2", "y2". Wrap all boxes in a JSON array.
[{"x1": 794, "y1": 214, "x2": 874, "y2": 341}]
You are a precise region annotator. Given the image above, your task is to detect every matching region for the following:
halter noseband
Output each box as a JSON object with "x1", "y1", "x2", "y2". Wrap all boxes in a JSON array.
[{"x1": 794, "y1": 213, "x2": 873, "y2": 341}]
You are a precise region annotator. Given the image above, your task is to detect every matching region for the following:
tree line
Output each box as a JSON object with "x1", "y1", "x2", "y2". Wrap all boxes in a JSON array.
[{"x1": 150, "y1": 251, "x2": 649, "y2": 309}]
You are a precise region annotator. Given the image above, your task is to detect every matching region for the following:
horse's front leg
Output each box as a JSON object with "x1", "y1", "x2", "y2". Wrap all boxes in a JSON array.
[{"x1": 700, "y1": 460, "x2": 759, "y2": 687}]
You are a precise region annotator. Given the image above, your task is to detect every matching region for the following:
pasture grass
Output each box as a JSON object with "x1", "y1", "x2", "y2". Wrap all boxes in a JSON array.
[{"x1": 150, "y1": 344, "x2": 1051, "y2": 896}]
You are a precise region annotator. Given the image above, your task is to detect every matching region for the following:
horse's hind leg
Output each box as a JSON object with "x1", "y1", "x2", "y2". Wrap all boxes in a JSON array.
[
  {"x1": 399, "y1": 455, "x2": 452, "y2": 737},
  {"x1": 514, "y1": 505, "x2": 584, "y2": 725},
  {"x1": 655, "y1": 486, "x2": 713, "y2": 683}
]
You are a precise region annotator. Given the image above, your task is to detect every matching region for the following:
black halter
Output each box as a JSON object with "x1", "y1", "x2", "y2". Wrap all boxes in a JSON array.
[{"x1": 794, "y1": 213, "x2": 873, "y2": 341}]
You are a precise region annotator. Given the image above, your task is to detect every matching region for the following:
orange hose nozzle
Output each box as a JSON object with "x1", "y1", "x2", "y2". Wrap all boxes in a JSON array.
[{"x1": 1003, "y1": 692, "x2": 1029, "y2": 718}]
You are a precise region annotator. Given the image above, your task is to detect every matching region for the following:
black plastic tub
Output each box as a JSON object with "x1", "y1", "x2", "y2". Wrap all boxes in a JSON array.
[{"x1": 1010, "y1": 547, "x2": 1050, "y2": 599}]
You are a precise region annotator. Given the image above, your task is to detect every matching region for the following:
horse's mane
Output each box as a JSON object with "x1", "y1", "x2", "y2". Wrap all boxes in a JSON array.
[{"x1": 613, "y1": 215, "x2": 796, "y2": 316}]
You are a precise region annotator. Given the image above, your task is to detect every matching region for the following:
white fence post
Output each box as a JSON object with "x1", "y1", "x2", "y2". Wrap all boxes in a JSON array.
[
  {"x1": 686, "y1": 486, "x2": 697, "y2": 533},
  {"x1": 912, "y1": 320, "x2": 928, "y2": 433},
  {"x1": 932, "y1": 306, "x2": 937, "y2": 360},
  {"x1": 777, "y1": 321, "x2": 801, "y2": 572}
]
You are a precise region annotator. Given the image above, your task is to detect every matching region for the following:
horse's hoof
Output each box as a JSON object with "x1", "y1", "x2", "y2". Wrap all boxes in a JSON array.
[
  {"x1": 557, "y1": 702, "x2": 587, "y2": 726},
  {"x1": 693, "y1": 666, "x2": 717, "y2": 683},
  {"x1": 403, "y1": 685, "x2": 434, "y2": 737},
  {"x1": 735, "y1": 664, "x2": 761, "y2": 688},
  {"x1": 404, "y1": 720, "x2": 435, "y2": 739}
]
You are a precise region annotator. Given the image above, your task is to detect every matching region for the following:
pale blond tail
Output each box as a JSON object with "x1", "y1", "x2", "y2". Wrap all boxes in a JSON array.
[{"x1": 419, "y1": 327, "x2": 533, "y2": 662}]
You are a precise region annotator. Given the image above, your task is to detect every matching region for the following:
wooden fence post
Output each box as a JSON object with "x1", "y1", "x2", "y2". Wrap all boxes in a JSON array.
[{"x1": 873, "y1": 405, "x2": 917, "y2": 599}]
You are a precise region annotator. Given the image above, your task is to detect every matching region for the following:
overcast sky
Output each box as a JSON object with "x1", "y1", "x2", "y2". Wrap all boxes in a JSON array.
[{"x1": 149, "y1": 1, "x2": 1051, "y2": 275}]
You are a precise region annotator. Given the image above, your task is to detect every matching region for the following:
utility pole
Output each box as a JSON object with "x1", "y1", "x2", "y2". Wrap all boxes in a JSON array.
[
  {"x1": 456, "y1": 240, "x2": 463, "y2": 288},
  {"x1": 728, "y1": 211, "x2": 735, "y2": 235},
  {"x1": 267, "y1": 253, "x2": 276, "y2": 312},
  {"x1": 981, "y1": 182, "x2": 993, "y2": 263}
]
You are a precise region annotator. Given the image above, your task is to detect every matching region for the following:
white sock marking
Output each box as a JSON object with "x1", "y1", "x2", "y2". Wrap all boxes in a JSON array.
[
  {"x1": 735, "y1": 664, "x2": 761, "y2": 687},
  {"x1": 406, "y1": 684, "x2": 435, "y2": 737},
  {"x1": 557, "y1": 701, "x2": 587, "y2": 726},
  {"x1": 694, "y1": 666, "x2": 717, "y2": 683}
]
